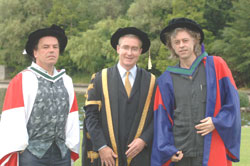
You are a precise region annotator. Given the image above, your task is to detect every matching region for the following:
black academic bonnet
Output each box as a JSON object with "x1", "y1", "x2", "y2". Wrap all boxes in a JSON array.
[
  {"x1": 25, "y1": 24, "x2": 67, "y2": 57},
  {"x1": 160, "y1": 17, "x2": 204, "y2": 45},
  {"x1": 110, "y1": 27, "x2": 150, "y2": 54}
]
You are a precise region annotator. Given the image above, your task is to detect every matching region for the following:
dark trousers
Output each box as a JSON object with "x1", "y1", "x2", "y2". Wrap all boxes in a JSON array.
[
  {"x1": 174, "y1": 156, "x2": 203, "y2": 166},
  {"x1": 19, "y1": 143, "x2": 71, "y2": 166}
]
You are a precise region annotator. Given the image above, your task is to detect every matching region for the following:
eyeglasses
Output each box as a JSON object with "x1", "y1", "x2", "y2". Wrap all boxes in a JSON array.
[{"x1": 120, "y1": 45, "x2": 141, "y2": 53}]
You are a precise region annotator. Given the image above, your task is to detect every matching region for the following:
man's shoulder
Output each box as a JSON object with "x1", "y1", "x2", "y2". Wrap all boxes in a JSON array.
[
  {"x1": 62, "y1": 73, "x2": 73, "y2": 82},
  {"x1": 89, "y1": 67, "x2": 114, "y2": 83},
  {"x1": 7, "y1": 69, "x2": 36, "y2": 87},
  {"x1": 15, "y1": 68, "x2": 35, "y2": 79},
  {"x1": 207, "y1": 55, "x2": 225, "y2": 63},
  {"x1": 158, "y1": 69, "x2": 171, "y2": 81},
  {"x1": 206, "y1": 55, "x2": 228, "y2": 69}
]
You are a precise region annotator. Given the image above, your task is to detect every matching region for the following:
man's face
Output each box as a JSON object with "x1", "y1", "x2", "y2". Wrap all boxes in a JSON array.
[
  {"x1": 34, "y1": 36, "x2": 60, "y2": 69},
  {"x1": 171, "y1": 30, "x2": 197, "y2": 61},
  {"x1": 117, "y1": 36, "x2": 142, "y2": 71}
]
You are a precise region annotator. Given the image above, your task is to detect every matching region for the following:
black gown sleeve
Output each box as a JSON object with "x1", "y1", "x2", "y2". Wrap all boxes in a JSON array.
[{"x1": 84, "y1": 72, "x2": 107, "y2": 151}]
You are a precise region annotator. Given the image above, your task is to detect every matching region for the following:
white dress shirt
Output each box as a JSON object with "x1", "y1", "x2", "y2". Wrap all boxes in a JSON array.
[{"x1": 117, "y1": 62, "x2": 137, "y2": 88}]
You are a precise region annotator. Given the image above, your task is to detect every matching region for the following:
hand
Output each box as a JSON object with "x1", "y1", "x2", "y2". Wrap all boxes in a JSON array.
[
  {"x1": 195, "y1": 117, "x2": 215, "y2": 136},
  {"x1": 98, "y1": 146, "x2": 117, "y2": 166},
  {"x1": 125, "y1": 138, "x2": 146, "y2": 159},
  {"x1": 171, "y1": 151, "x2": 183, "y2": 162}
]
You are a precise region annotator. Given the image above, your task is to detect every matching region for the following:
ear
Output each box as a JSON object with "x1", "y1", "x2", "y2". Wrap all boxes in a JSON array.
[
  {"x1": 116, "y1": 45, "x2": 120, "y2": 54},
  {"x1": 139, "y1": 48, "x2": 142, "y2": 54},
  {"x1": 33, "y1": 50, "x2": 38, "y2": 58}
]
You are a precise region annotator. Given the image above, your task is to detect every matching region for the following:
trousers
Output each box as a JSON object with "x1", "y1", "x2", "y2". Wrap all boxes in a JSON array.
[
  {"x1": 174, "y1": 156, "x2": 203, "y2": 166},
  {"x1": 19, "y1": 142, "x2": 71, "y2": 166}
]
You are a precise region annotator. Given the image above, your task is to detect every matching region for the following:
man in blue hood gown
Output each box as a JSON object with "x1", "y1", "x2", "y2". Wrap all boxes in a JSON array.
[{"x1": 151, "y1": 18, "x2": 241, "y2": 166}]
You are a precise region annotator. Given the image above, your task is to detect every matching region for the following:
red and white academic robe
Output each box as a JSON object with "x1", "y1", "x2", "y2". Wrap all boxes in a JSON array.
[{"x1": 0, "y1": 69, "x2": 80, "y2": 166}]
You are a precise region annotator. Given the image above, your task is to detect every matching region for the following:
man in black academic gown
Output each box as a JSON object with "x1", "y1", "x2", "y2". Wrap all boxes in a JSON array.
[{"x1": 82, "y1": 27, "x2": 156, "y2": 166}]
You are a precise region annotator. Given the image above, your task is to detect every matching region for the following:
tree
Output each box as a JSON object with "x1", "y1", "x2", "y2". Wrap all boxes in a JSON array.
[
  {"x1": 118, "y1": 0, "x2": 135, "y2": 14},
  {"x1": 83, "y1": 0, "x2": 125, "y2": 25},
  {"x1": 211, "y1": 0, "x2": 250, "y2": 87},
  {"x1": 126, "y1": 0, "x2": 172, "y2": 74},
  {"x1": 67, "y1": 18, "x2": 131, "y2": 74},
  {"x1": 203, "y1": 0, "x2": 234, "y2": 37},
  {"x1": 47, "y1": 0, "x2": 90, "y2": 36},
  {"x1": 0, "y1": 0, "x2": 53, "y2": 76},
  {"x1": 167, "y1": 0, "x2": 206, "y2": 24}
]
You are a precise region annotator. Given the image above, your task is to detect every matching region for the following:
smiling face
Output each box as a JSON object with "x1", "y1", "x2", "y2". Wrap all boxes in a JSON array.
[
  {"x1": 33, "y1": 36, "x2": 60, "y2": 70},
  {"x1": 117, "y1": 35, "x2": 142, "y2": 71},
  {"x1": 171, "y1": 30, "x2": 197, "y2": 61}
]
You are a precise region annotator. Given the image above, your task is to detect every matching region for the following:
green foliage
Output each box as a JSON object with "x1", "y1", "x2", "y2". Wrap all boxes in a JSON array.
[
  {"x1": 0, "y1": 0, "x2": 249, "y2": 86},
  {"x1": 204, "y1": 0, "x2": 234, "y2": 36},
  {"x1": 71, "y1": 72, "x2": 91, "y2": 84},
  {"x1": 211, "y1": 0, "x2": 250, "y2": 87},
  {"x1": 239, "y1": 91, "x2": 249, "y2": 107},
  {"x1": 47, "y1": 0, "x2": 90, "y2": 35},
  {"x1": 127, "y1": 0, "x2": 172, "y2": 36},
  {"x1": 67, "y1": 18, "x2": 131, "y2": 74},
  {"x1": 169, "y1": 0, "x2": 206, "y2": 23},
  {"x1": 55, "y1": 52, "x2": 79, "y2": 75},
  {"x1": 86, "y1": 0, "x2": 122, "y2": 21},
  {"x1": 0, "y1": 89, "x2": 6, "y2": 113},
  {"x1": 0, "y1": 0, "x2": 53, "y2": 75},
  {"x1": 233, "y1": 127, "x2": 250, "y2": 165},
  {"x1": 155, "y1": 44, "x2": 178, "y2": 74},
  {"x1": 127, "y1": 0, "x2": 173, "y2": 74}
]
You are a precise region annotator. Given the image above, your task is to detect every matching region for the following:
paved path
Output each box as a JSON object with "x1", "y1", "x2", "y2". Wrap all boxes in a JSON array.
[
  {"x1": 0, "y1": 80, "x2": 8, "y2": 89},
  {"x1": 73, "y1": 83, "x2": 88, "y2": 93},
  {"x1": 0, "y1": 80, "x2": 88, "y2": 93},
  {"x1": 1, "y1": 80, "x2": 250, "y2": 99}
]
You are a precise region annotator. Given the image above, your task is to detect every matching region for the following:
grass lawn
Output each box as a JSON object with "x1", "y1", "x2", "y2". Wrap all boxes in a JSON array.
[
  {"x1": 71, "y1": 72, "x2": 91, "y2": 84},
  {"x1": 74, "y1": 131, "x2": 83, "y2": 166},
  {"x1": 233, "y1": 127, "x2": 250, "y2": 166},
  {"x1": 74, "y1": 127, "x2": 250, "y2": 166}
]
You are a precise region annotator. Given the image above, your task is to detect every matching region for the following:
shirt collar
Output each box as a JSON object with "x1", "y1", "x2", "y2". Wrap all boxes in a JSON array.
[
  {"x1": 31, "y1": 62, "x2": 59, "y2": 76},
  {"x1": 166, "y1": 52, "x2": 208, "y2": 76},
  {"x1": 29, "y1": 62, "x2": 65, "y2": 83},
  {"x1": 117, "y1": 62, "x2": 137, "y2": 79}
]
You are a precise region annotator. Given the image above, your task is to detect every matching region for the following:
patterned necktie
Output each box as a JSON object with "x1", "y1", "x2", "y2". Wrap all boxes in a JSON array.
[{"x1": 125, "y1": 71, "x2": 131, "y2": 97}]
